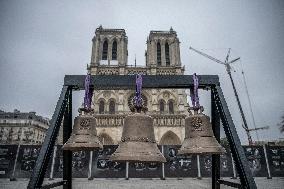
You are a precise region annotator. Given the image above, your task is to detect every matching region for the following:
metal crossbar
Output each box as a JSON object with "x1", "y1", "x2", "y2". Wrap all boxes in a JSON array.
[
  {"x1": 41, "y1": 181, "x2": 65, "y2": 189},
  {"x1": 27, "y1": 75, "x2": 257, "y2": 189},
  {"x1": 218, "y1": 179, "x2": 242, "y2": 188},
  {"x1": 64, "y1": 75, "x2": 219, "y2": 89}
]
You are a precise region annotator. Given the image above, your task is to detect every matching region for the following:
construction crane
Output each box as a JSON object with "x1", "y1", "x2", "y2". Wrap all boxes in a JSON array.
[
  {"x1": 240, "y1": 68, "x2": 270, "y2": 143},
  {"x1": 189, "y1": 46, "x2": 268, "y2": 145}
]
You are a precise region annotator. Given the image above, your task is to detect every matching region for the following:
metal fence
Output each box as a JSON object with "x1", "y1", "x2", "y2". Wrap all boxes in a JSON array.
[{"x1": 0, "y1": 144, "x2": 283, "y2": 179}]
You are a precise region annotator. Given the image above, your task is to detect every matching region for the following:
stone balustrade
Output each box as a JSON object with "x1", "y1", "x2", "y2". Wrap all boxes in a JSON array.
[
  {"x1": 94, "y1": 114, "x2": 185, "y2": 127},
  {"x1": 95, "y1": 114, "x2": 126, "y2": 127},
  {"x1": 152, "y1": 114, "x2": 186, "y2": 127},
  {"x1": 97, "y1": 67, "x2": 120, "y2": 75},
  {"x1": 125, "y1": 66, "x2": 148, "y2": 75}
]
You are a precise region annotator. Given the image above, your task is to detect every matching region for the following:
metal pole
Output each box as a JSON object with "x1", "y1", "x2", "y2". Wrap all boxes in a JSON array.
[
  {"x1": 49, "y1": 145, "x2": 58, "y2": 180},
  {"x1": 125, "y1": 162, "x2": 129, "y2": 180},
  {"x1": 10, "y1": 127, "x2": 24, "y2": 181},
  {"x1": 231, "y1": 153, "x2": 237, "y2": 179},
  {"x1": 161, "y1": 145, "x2": 165, "y2": 180},
  {"x1": 263, "y1": 144, "x2": 272, "y2": 179},
  {"x1": 88, "y1": 151, "x2": 93, "y2": 180},
  {"x1": 197, "y1": 155, "x2": 201, "y2": 179},
  {"x1": 227, "y1": 69, "x2": 253, "y2": 145}
]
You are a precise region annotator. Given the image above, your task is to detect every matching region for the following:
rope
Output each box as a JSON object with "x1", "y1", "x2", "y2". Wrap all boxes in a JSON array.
[{"x1": 240, "y1": 60, "x2": 260, "y2": 141}]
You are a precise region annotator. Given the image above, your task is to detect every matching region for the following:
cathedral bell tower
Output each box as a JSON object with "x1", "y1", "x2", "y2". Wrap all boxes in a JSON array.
[
  {"x1": 146, "y1": 27, "x2": 181, "y2": 68},
  {"x1": 90, "y1": 25, "x2": 128, "y2": 67}
]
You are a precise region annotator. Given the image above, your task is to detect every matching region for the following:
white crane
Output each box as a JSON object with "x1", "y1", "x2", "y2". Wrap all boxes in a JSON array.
[{"x1": 189, "y1": 47, "x2": 268, "y2": 145}]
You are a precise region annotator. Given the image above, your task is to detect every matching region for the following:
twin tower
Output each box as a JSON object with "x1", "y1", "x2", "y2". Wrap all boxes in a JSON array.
[{"x1": 89, "y1": 26, "x2": 183, "y2": 73}]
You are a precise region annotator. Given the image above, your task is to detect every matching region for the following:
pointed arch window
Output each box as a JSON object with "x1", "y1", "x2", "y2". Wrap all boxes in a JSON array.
[
  {"x1": 169, "y1": 100, "x2": 174, "y2": 114},
  {"x1": 102, "y1": 40, "x2": 108, "y2": 60},
  {"x1": 159, "y1": 100, "x2": 165, "y2": 113},
  {"x1": 99, "y1": 133, "x2": 114, "y2": 145},
  {"x1": 165, "y1": 42, "x2": 170, "y2": 66},
  {"x1": 99, "y1": 100, "x2": 105, "y2": 114},
  {"x1": 112, "y1": 41, "x2": 117, "y2": 60},
  {"x1": 157, "y1": 42, "x2": 161, "y2": 66},
  {"x1": 159, "y1": 130, "x2": 181, "y2": 145},
  {"x1": 109, "y1": 100, "x2": 115, "y2": 114}
]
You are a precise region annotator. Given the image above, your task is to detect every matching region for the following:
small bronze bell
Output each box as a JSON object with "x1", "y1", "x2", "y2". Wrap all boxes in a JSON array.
[
  {"x1": 62, "y1": 108, "x2": 103, "y2": 151},
  {"x1": 110, "y1": 111, "x2": 166, "y2": 162},
  {"x1": 178, "y1": 107, "x2": 226, "y2": 155}
]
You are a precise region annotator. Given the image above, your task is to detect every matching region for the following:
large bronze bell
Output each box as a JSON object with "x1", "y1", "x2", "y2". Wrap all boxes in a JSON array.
[
  {"x1": 62, "y1": 108, "x2": 103, "y2": 151},
  {"x1": 110, "y1": 111, "x2": 166, "y2": 162},
  {"x1": 178, "y1": 107, "x2": 226, "y2": 155}
]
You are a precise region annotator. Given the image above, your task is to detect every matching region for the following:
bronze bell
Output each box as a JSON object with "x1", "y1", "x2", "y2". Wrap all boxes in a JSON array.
[
  {"x1": 178, "y1": 107, "x2": 225, "y2": 155},
  {"x1": 62, "y1": 108, "x2": 103, "y2": 151},
  {"x1": 110, "y1": 112, "x2": 166, "y2": 162}
]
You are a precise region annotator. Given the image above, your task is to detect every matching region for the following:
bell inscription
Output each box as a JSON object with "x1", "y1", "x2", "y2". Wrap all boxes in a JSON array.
[
  {"x1": 191, "y1": 117, "x2": 202, "y2": 131},
  {"x1": 80, "y1": 119, "x2": 90, "y2": 127}
]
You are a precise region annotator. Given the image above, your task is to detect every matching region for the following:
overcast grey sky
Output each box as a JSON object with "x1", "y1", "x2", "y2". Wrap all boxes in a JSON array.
[{"x1": 0, "y1": 0, "x2": 283, "y2": 144}]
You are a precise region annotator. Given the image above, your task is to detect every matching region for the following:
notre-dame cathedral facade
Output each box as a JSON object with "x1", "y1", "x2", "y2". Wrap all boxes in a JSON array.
[{"x1": 87, "y1": 26, "x2": 189, "y2": 146}]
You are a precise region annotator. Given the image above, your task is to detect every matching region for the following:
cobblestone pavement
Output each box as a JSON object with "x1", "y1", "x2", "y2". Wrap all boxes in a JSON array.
[{"x1": 0, "y1": 177, "x2": 283, "y2": 189}]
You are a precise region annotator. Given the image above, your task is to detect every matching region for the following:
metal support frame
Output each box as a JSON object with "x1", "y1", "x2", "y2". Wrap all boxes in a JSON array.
[
  {"x1": 27, "y1": 75, "x2": 256, "y2": 189},
  {"x1": 218, "y1": 179, "x2": 242, "y2": 188},
  {"x1": 263, "y1": 144, "x2": 272, "y2": 179},
  {"x1": 63, "y1": 91, "x2": 72, "y2": 189},
  {"x1": 41, "y1": 181, "x2": 66, "y2": 189},
  {"x1": 212, "y1": 86, "x2": 256, "y2": 188},
  {"x1": 231, "y1": 152, "x2": 237, "y2": 179},
  {"x1": 28, "y1": 86, "x2": 70, "y2": 189},
  {"x1": 48, "y1": 145, "x2": 57, "y2": 180},
  {"x1": 211, "y1": 90, "x2": 220, "y2": 189}
]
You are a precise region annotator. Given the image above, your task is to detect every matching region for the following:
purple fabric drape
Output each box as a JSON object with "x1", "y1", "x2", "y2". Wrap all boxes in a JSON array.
[
  {"x1": 134, "y1": 74, "x2": 143, "y2": 108},
  {"x1": 190, "y1": 73, "x2": 200, "y2": 108},
  {"x1": 84, "y1": 73, "x2": 92, "y2": 109}
]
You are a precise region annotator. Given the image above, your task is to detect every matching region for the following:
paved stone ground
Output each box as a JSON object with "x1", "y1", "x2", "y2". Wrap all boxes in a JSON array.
[{"x1": 0, "y1": 177, "x2": 283, "y2": 189}]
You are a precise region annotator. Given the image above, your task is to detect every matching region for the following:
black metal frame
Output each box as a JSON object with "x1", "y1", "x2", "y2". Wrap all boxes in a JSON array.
[{"x1": 27, "y1": 75, "x2": 257, "y2": 189}]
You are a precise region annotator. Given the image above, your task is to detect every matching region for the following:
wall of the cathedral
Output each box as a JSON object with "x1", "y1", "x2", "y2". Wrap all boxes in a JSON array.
[{"x1": 92, "y1": 89, "x2": 188, "y2": 114}]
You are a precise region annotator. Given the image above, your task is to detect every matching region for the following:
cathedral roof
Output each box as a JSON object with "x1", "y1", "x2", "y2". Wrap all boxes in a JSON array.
[
  {"x1": 149, "y1": 27, "x2": 177, "y2": 37},
  {"x1": 0, "y1": 109, "x2": 50, "y2": 125},
  {"x1": 95, "y1": 25, "x2": 126, "y2": 35}
]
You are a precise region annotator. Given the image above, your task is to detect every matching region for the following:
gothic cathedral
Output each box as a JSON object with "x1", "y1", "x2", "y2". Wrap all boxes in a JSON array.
[{"x1": 88, "y1": 26, "x2": 189, "y2": 145}]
